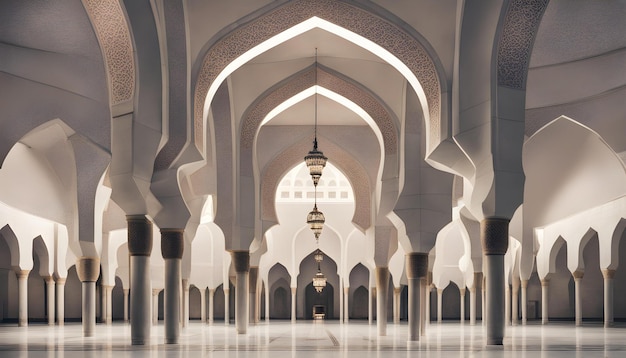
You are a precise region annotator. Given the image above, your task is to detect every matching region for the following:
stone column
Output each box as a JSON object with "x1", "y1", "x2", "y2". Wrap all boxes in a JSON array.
[
  {"x1": 481, "y1": 218, "x2": 509, "y2": 345},
  {"x1": 511, "y1": 279, "x2": 520, "y2": 326},
  {"x1": 224, "y1": 288, "x2": 230, "y2": 325},
  {"x1": 161, "y1": 228, "x2": 183, "y2": 344},
  {"x1": 45, "y1": 276, "x2": 55, "y2": 326},
  {"x1": 249, "y1": 267, "x2": 259, "y2": 324},
  {"x1": 375, "y1": 267, "x2": 390, "y2": 336},
  {"x1": 521, "y1": 279, "x2": 528, "y2": 325},
  {"x1": 505, "y1": 285, "x2": 511, "y2": 325},
  {"x1": 182, "y1": 278, "x2": 190, "y2": 328},
  {"x1": 152, "y1": 289, "x2": 159, "y2": 325},
  {"x1": 460, "y1": 288, "x2": 466, "y2": 323},
  {"x1": 16, "y1": 270, "x2": 29, "y2": 327},
  {"x1": 200, "y1": 288, "x2": 206, "y2": 323},
  {"x1": 339, "y1": 279, "x2": 344, "y2": 322},
  {"x1": 437, "y1": 288, "x2": 443, "y2": 323},
  {"x1": 573, "y1": 270, "x2": 583, "y2": 326},
  {"x1": 469, "y1": 286, "x2": 476, "y2": 325},
  {"x1": 55, "y1": 277, "x2": 66, "y2": 325},
  {"x1": 393, "y1": 287, "x2": 401, "y2": 324},
  {"x1": 406, "y1": 252, "x2": 428, "y2": 341},
  {"x1": 123, "y1": 289, "x2": 130, "y2": 322},
  {"x1": 368, "y1": 287, "x2": 374, "y2": 324},
  {"x1": 541, "y1": 279, "x2": 549, "y2": 324},
  {"x1": 291, "y1": 287, "x2": 297, "y2": 322},
  {"x1": 602, "y1": 269, "x2": 615, "y2": 327},
  {"x1": 76, "y1": 257, "x2": 100, "y2": 337},
  {"x1": 425, "y1": 275, "x2": 431, "y2": 330},
  {"x1": 344, "y1": 287, "x2": 350, "y2": 323},
  {"x1": 482, "y1": 275, "x2": 486, "y2": 326},
  {"x1": 470, "y1": 272, "x2": 481, "y2": 325},
  {"x1": 208, "y1": 288, "x2": 215, "y2": 324},
  {"x1": 127, "y1": 215, "x2": 153, "y2": 345},
  {"x1": 103, "y1": 285, "x2": 113, "y2": 324},
  {"x1": 232, "y1": 251, "x2": 250, "y2": 334},
  {"x1": 265, "y1": 285, "x2": 270, "y2": 322},
  {"x1": 420, "y1": 279, "x2": 426, "y2": 334}
]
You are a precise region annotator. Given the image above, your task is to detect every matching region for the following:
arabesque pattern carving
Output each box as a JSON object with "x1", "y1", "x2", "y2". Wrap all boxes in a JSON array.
[
  {"x1": 195, "y1": 0, "x2": 441, "y2": 153},
  {"x1": 497, "y1": 0, "x2": 549, "y2": 89},
  {"x1": 83, "y1": 0, "x2": 135, "y2": 105}
]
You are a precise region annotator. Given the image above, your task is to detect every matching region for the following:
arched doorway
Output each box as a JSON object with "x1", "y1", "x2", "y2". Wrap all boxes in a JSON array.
[
  {"x1": 305, "y1": 282, "x2": 334, "y2": 320},
  {"x1": 351, "y1": 285, "x2": 368, "y2": 319},
  {"x1": 272, "y1": 286, "x2": 290, "y2": 319}
]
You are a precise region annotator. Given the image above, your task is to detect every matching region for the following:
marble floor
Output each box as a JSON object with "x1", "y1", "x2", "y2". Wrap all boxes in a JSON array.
[{"x1": 1, "y1": 320, "x2": 626, "y2": 357}]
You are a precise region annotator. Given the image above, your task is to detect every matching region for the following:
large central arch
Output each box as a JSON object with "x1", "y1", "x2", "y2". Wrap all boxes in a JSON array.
[{"x1": 193, "y1": 0, "x2": 446, "y2": 155}]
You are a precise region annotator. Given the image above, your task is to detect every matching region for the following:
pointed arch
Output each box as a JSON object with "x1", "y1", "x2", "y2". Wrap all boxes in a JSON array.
[
  {"x1": 0, "y1": 224, "x2": 21, "y2": 269},
  {"x1": 32, "y1": 236, "x2": 52, "y2": 278},
  {"x1": 547, "y1": 236, "x2": 566, "y2": 278},
  {"x1": 241, "y1": 65, "x2": 397, "y2": 155},
  {"x1": 194, "y1": 0, "x2": 446, "y2": 154}
]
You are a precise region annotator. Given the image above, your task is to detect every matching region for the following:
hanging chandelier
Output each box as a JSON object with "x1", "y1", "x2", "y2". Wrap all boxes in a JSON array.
[
  {"x1": 304, "y1": 48, "x2": 327, "y2": 187},
  {"x1": 306, "y1": 186, "x2": 325, "y2": 239},
  {"x1": 312, "y1": 249, "x2": 327, "y2": 293}
]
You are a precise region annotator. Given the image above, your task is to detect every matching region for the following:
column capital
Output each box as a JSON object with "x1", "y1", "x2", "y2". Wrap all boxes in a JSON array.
[
  {"x1": 291, "y1": 287, "x2": 297, "y2": 295},
  {"x1": 76, "y1": 257, "x2": 100, "y2": 282},
  {"x1": 572, "y1": 270, "x2": 584, "y2": 279},
  {"x1": 405, "y1": 252, "x2": 428, "y2": 279},
  {"x1": 344, "y1": 287, "x2": 350, "y2": 294},
  {"x1": 481, "y1": 218, "x2": 510, "y2": 255},
  {"x1": 16, "y1": 270, "x2": 30, "y2": 279},
  {"x1": 152, "y1": 288, "x2": 161, "y2": 295},
  {"x1": 394, "y1": 287, "x2": 401, "y2": 294},
  {"x1": 161, "y1": 228, "x2": 184, "y2": 259},
  {"x1": 231, "y1": 250, "x2": 250, "y2": 273},
  {"x1": 521, "y1": 279, "x2": 529, "y2": 288},
  {"x1": 602, "y1": 269, "x2": 616, "y2": 279},
  {"x1": 55, "y1": 277, "x2": 66, "y2": 285},
  {"x1": 437, "y1": 288, "x2": 443, "y2": 294},
  {"x1": 44, "y1": 275, "x2": 55, "y2": 284},
  {"x1": 460, "y1": 288, "x2": 466, "y2": 296},
  {"x1": 127, "y1": 215, "x2": 153, "y2": 256},
  {"x1": 540, "y1": 278, "x2": 550, "y2": 287}
]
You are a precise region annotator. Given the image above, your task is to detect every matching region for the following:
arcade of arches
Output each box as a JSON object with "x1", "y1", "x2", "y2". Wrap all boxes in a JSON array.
[{"x1": 1, "y1": 0, "x2": 626, "y2": 355}]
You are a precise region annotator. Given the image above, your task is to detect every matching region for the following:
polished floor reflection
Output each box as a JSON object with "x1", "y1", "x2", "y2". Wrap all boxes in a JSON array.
[{"x1": 1, "y1": 320, "x2": 626, "y2": 357}]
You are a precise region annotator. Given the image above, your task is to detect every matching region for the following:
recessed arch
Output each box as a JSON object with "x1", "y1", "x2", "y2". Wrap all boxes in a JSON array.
[
  {"x1": 194, "y1": 0, "x2": 446, "y2": 154},
  {"x1": 241, "y1": 65, "x2": 396, "y2": 156},
  {"x1": 575, "y1": 228, "x2": 598, "y2": 273},
  {"x1": 32, "y1": 236, "x2": 52, "y2": 278},
  {"x1": 0, "y1": 224, "x2": 21, "y2": 269},
  {"x1": 547, "y1": 236, "x2": 567, "y2": 278},
  {"x1": 608, "y1": 218, "x2": 626, "y2": 270}
]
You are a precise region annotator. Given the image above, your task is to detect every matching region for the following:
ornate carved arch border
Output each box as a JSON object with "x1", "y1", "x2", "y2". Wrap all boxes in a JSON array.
[
  {"x1": 496, "y1": 0, "x2": 550, "y2": 89},
  {"x1": 239, "y1": 66, "x2": 396, "y2": 177},
  {"x1": 83, "y1": 0, "x2": 135, "y2": 106},
  {"x1": 194, "y1": 0, "x2": 443, "y2": 154},
  {"x1": 261, "y1": 140, "x2": 371, "y2": 231}
]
